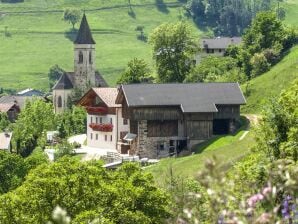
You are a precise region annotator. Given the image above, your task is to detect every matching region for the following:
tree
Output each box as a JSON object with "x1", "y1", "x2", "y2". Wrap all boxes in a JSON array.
[
  {"x1": 185, "y1": 56, "x2": 245, "y2": 83},
  {"x1": 0, "y1": 151, "x2": 27, "y2": 195},
  {"x1": 242, "y1": 12, "x2": 286, "y2": 55},
  {"x1": 250, "y1": 52, "x2": 270, "y2": 77},
  {"x1": 48, "y1": 65, "x2": 65, "y2": 89},
  {"x1": 13, "y1": 99, "x2": 55, "y2": 157},
  {"x1": 55, "y1": 106, "x2": 86, "y2": 138},
  {"x1": 0, "y1": 160, "x2": 171, "y2": 223},
  {"x1": 54, "y1": 141, "x2": 75, "y2": 161},
  {"x1": 0, "y1": 112, "x2": 10, "y2": 131},
  {"x1": 256, "y1": 79, "x2": 298, "y2": 161},
  {"x1": 117, "y1": 58, "x2": 152, "y2": 84},
  {"x1": 63, "y1": 8, "x2": 81, "y2": 30},
  {"x1": 149, "y1": 22, "x2": 197, "y2": 83}
]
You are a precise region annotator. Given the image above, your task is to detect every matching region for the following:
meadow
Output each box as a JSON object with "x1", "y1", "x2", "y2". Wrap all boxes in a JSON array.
[
  {"x1": 0, "y1": 0, "x2": 198, "y2": 91},
  {"x1": 241, "y1": 45, "x2": 298, "y2": 113}
]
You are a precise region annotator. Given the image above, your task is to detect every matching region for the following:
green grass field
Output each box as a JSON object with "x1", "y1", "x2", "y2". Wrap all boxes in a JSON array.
[
  {"x1": 241, "y1": 45, "x2": 298, "y2": 113},
  {"x1": 146, "y1": 125, "x2": 254, "y2": 186},
  {"x1": 0, "y1": 0, "x2": 198, "y2": 91}
]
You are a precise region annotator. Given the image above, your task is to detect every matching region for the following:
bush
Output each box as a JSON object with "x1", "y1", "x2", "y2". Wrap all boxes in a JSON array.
[{"x1": 250, "y1": 52, "x2": 270, "y2": 77}]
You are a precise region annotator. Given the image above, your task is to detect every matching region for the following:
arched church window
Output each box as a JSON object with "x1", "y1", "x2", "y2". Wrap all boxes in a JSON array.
[
  {"x1": 58, "y1": 96, "x2": 62, "y2": 108},
  {"x1": 89, "y1": 52, "x2": 92, "y2": 64},
  {"x1": 79, "y1": 51, "x2": 83, "y2": 64}
]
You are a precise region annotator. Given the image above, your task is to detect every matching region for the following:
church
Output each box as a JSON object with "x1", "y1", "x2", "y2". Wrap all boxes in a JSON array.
[{"x1": 52, "y1": 14, "x2": 108, "y2": 113}]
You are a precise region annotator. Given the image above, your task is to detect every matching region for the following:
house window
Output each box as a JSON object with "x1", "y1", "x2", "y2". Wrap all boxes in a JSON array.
[
  {"x1": 110, "y1": 135, "x2": 112, "y2": 142},
  {"x1": 90, "y1": 133, "x2": 93, "y2": 140},
  {"x1": 219, "y1": 49, "x2": 222, "y2": 53},
  {"x1": 78, "y1": 51, "x2": 83, "y2": 64},
  {"x1": 100, "y1": 117, "x2": 103, "y2": 123},
  {"x1": 105, "y1": 135, "x2": 107, "y2": 141},
  {"x1": 89, "y1": 52, "x2": 92, "y2": 64},
  {"x1": 210, "y1": 49, "x2": 214, "y2": 53},
  {"x1": 96, "y1": 134, "x2": 98, "y2": 140},
  {"x1": 110, "y1": 118, "x2": 113, "y2": 124},
  {"x1": 91, "y1": 116, "x2": 93, "y2": 123},
  {"x1": 57, "y1": 96, "x2": 62, "y2": 108},
  {"x1": 123, "y1": 118, "x2": 128, "y2": 125},
  {"x1": 96, "y1": 117, "x2": 98, "y2": 124}
]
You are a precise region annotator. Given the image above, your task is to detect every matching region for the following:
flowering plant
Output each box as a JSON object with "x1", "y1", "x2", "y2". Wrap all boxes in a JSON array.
[
  {"x1": 86, "y1": 106, "x2": 108, "y2": 115},
  {"x1": 89, "y1": 123, "x2": 113, "y2": 132}
]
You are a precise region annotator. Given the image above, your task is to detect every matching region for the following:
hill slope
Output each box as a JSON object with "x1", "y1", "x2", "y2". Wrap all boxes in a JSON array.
[
  {"x1": 0, "y1": 0, "x2": 196, "y2": 91},
  {"x1": 241, "y1": 45, "x2": 298, "y2": 113}
]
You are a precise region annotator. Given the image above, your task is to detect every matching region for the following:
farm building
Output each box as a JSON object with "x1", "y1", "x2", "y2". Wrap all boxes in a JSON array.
[{"x1": 115, "y1": 83, "x2": 246, "y2": 158}]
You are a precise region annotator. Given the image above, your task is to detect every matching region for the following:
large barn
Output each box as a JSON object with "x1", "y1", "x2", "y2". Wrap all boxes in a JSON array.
[{"x1": 115, "y1": 83, "x2": 246, "y2": 158}]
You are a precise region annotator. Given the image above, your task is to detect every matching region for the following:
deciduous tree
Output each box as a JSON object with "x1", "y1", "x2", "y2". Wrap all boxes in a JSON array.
[{"x1": 149, "y1": 22, "x2": 197, "y2": 83}]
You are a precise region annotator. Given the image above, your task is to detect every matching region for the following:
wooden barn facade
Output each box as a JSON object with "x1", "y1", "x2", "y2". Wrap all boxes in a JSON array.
[{"x1": 115, "y1": 83, "x2": 246, "y2": 158}]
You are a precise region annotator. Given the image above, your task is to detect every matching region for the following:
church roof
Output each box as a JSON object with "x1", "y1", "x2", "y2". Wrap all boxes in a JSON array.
[
  {"x1": 52, "y1": 72, "x2": 74, "y2": 90},
  {"x1": 74, "y1": 14, "x2": 96, "y2": 45},
  {"x1": 95, "y1": 71, "x2": 108, "y2": 87}
]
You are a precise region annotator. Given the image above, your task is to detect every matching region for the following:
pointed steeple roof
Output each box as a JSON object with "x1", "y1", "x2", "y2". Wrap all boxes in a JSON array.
[{"x1": 74, "y1": 14, "x2": 96, "y2": 44}]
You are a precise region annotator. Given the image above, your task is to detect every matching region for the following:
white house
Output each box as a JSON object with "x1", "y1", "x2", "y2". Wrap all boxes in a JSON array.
[
  {"x1": 0, "y1": 132, "x2": 13, "y2": 152},
  {"x1": 78, "y1": 88, "x2": 129, "y2": 151},
  {"x1": 195, "y1": 37, "x2": 242, "y2": 64}
]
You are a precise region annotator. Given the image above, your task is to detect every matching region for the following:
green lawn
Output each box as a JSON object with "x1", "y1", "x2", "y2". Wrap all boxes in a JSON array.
[
  {"x1": 241, "y1": 45, "x2": 298, "y2": 114},
  {"x1": 146, "y1": 126, "x2": 254, "y2": 186},
  {"x1": 0, "y1": 0, "x2": 199, "y2": 91},
  {"x1": 283, "y1": 0, "x2": 298, "y2": 27}
]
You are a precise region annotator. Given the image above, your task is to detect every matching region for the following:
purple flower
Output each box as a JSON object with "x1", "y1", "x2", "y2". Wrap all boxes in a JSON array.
[{"x1": 282, "y1": 195, "x2": 294, "y2": 220}]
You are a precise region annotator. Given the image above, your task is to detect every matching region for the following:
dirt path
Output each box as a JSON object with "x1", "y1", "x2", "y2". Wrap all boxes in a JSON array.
[{"x1": 244, "y1": 114, "x2": 262, "y2": 127}]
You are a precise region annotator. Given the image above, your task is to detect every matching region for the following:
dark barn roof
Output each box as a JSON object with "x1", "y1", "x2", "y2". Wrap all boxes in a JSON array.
[
  {"x1": 202, "y1": 37, "x2": 242, "y2": 49},
  {"x1": 117, "y1": 83, "x2": 246, "y2": 113},
  {"x1": 74, "y1": 14, "x2": 96, "y2": 45},
  {"x1": 52, "y1": 72, "x2": 74, "y2": 90},
  {"x1": 0, "y1": 95, "x2": 43, "y2": 109}
]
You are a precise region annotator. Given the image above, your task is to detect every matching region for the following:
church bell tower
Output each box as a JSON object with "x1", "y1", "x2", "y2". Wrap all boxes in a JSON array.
[{"x1": 73, "y1": 13, "x2": 96, "y2": 90}]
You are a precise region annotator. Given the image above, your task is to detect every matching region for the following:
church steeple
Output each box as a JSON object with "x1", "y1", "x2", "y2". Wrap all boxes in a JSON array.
[
  {"x1": 73, "y1": 13, "x2": 96, "y2": 90},
  {"x1": 74, "y1": 13, "x2": 96, "y2": 44}
]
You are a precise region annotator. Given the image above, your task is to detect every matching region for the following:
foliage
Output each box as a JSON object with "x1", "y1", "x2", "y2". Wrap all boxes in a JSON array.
[
  {"x1": 250, "y1": 52, "x2": 270, "y2": 77},
  {"x1": 185, "y1": 0, "x2": 272, "y2": 36},
  {"x1": 225, "y1": 11, "x2": 298, "y2": 79},
  {"x1": 255, "y1": 79, "x2": 298, "y2": 161},
  {"x1": 54, "y1": 141, "x2": 75, "y2": 161},
  {"x1": 0, "y1": 160, "x2": 171, "y2": 223},
  {"x1": 0, "y1": 112, "x2": 10, "y2": 131},
  {"x1": 13, "y1": 99, "x2": 55, "y2": 157},
  {"x1": 117, "y1": 58, "x2": 152, "y2": 84},
  {"x1": 63, "y1": 8, "x2": 81, "y2": 29},
  {"x1": 0, "y1": 151, "x2": 27, "y2": 195},
  {"x1": 55, "y1": 106, "x2": 86, "y2": 138},
  {"x1": 48, "y1": 65, "x2": 65, "y2": 89},
  {"x1": 149, "y1": 22, "x2": 197, "y2": 83},
  {"x1": 185, "y1": 56, "x2": 246, "y2": 83},
  {"x1": 24, "y1": 147, "x2": 49, "y2": 171},
  {"x1": 241, "y1": 45, "x2": 298, "y2": 113}
]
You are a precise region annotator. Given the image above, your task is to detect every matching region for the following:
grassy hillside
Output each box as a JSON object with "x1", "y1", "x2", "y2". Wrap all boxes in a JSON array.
[
  {"x1": 241, "y1": 45, "x2": 298, "y2": 113},
  {"x1": 0, "y1": 0, "x2": 197, "y2": 91},
  {"x1": 146, "y1": 127, "x2": 253, "y2": 186},
  {"x1": 283, "y1": 0, "x2": 298, "y2": 27}
]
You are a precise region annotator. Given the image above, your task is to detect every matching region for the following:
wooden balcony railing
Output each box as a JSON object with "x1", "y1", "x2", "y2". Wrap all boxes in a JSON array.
[{"x1": 86, "y1": 106, "x2": 108, "y2": 115}]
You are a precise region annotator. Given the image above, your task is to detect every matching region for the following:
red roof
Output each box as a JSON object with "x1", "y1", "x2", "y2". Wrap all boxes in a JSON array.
[
  {"x1": 0, "y1": 103, "x2": 15, "y2": 113},
  {"x1": 92, "y1": 88, "x2": 120, "y2": 108}
]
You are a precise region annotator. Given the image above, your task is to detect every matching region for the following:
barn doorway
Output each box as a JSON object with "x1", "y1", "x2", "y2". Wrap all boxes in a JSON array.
[{"x1": 213, "y1": 119, "x2": 230, "y2": 135}]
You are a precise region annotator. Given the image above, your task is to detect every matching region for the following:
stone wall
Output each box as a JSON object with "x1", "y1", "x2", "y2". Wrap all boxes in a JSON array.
[{"x1": 136, "y1": 120, "x2": 178, "y2": 159}]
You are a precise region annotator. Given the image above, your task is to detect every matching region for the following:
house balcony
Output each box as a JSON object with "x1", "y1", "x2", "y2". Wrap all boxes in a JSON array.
[
  {"x1": 86, "y1": 106, "x2": 108, "y2": 115},
  {"x1": 89, "y1": 123, "x2": 113, "y2": 132}
]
